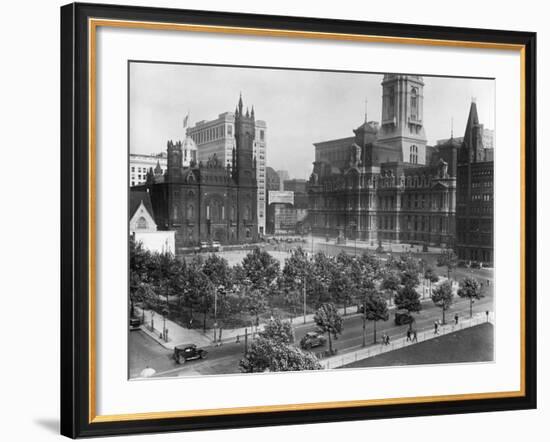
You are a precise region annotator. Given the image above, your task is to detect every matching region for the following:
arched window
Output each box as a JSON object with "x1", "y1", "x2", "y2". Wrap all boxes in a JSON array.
[
  {"x1": 172, "y1": 205, "x2": 178, "y2": 221},
  {"x1": 187, "y1": 204, "x2": 194, "y2": 219},
  {"x1": 409, "y1": 145, "x2": 418, "y2": 164},
  {"x1": 136, "y1": 216, "x2": 147, "y2": 230}
]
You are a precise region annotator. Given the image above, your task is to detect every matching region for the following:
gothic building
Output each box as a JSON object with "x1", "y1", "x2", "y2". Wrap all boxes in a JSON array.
[
  {"x1": 133, "y1": 96, "x2": 259, "y2": 253},
  {"x1": 456, "y1": 101, "x2": 494, "y2": 263},
  {"x1": 307, "y1": 74, "x2": 460, "y2": 248}
]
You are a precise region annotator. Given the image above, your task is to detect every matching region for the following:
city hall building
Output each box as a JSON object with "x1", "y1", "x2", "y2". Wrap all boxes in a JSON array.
[
  {"x1": 307, "y1": 74, "x2": 493, "y2": 255},
  {"x1": 132, "y1": 96, "x2": 259, "y2": 253}
]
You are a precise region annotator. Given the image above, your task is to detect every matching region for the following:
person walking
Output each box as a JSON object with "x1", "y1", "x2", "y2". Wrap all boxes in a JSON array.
[
  {"x1": 454, "y1": 313, "x2": 459, "y2": 325},
  {"x1": 434, "y1": 321, "x2": 439, "y2": 335},
  {"x1": 406, "y1": 329, "x2": 412, "y2": 342},
  {"x1": 412, "y1": 329, "x2": 418, "y2": 342},
  {"x1": 385, "y1": 334, "x2": 391, "y2": 346}
]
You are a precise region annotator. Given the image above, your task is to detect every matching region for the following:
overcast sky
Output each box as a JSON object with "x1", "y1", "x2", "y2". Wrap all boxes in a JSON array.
[{"x1": 130, "y1": 62, "x2": 494, "y2": 180}]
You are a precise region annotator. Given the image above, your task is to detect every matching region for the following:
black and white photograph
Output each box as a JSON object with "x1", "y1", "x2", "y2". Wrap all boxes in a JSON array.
[{"x1": 128, "y1": 62, "x2": 495, "y2": 379}]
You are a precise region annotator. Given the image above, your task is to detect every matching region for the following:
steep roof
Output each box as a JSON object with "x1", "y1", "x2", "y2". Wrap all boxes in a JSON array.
[
  {"x1": 130, "y1": 190, "x2": 155, "y2": 221},
  {"x1": 463, "y1": 101, "x2": 481, "y2": 147}
]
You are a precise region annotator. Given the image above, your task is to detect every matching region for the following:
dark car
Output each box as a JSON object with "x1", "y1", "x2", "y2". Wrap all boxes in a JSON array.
[
  {"x1": 173, "y1": 344, "x2": 208, "y2": 364},
  {"x1": 394, "y1": 309, "x2": 414, "y2": 326},
  {"x1": 300, "y1": 331, "x2": 326, "y2": 350},
  {"x1": 129, "y1": 317, "x2": 141, "y2": 331}
]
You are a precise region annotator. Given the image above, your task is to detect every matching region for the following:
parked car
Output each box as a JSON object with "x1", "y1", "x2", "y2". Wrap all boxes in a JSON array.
[
  {"x1": 173, "y1": 344, "x2": 208, "y2": 364},
  {"x1": 211, "y1": 241, "x2": 222, "y2": 251},
  {"x1": 470, "y1": 261, "x2": 482, "y2": 269},
  {"x1": 129, "y1": 317, "x2": 141, "y2": 331},
  {"x1": 300, "y1": 331, "x2": 326, "y2": 350},
  {"x1": 394, "y1": 309, "x2": 414, "y2": 326}
]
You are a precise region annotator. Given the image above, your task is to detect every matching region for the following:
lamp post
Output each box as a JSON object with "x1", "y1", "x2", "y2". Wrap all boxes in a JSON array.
[
  {"x1": 362, "y1": 292, "x2": 367, "y2": 347},
  {"x1": 303, "y1": 277, "x2": 307, "y2": 324}
]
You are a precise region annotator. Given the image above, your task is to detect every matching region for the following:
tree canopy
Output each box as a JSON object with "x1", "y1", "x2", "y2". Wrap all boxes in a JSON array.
[
  {"x1": 239, "y1": 337, "x2": 322, "y2": 373},
  {"x1": 314, "y1": 303, "x2": 343, "y2": 353},
  {"x1": 394, "y1": 285, "x2": 422, "y2": 313},
  {"x1": 431, "y1": 280, "x2": 454, "y2": 323},
  {"x1": 259, "y1": 317, "x2": 295, "y2": 344}
]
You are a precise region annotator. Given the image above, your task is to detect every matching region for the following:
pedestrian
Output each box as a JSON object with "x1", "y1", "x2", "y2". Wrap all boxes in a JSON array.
[
  {"x1": 412, "y1": 329, "x2": 418, "y2": 342},
  {"x1": 434, "y1": 321, "x2": 439, "y2": 335},
  {"x1": 406, "y1": 329, "x2": 411, "y2": 342},
  {"x1": 385, "y1": 334, "x2": 391, "y2": 346},
  {"x1": 381, "y1": 333, "x2": 386, "y2": 346},
  {"x1": 454, "y1": 313, "x2": 459, "y2": 325}
]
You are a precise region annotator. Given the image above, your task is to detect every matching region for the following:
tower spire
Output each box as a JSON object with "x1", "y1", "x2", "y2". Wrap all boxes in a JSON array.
[
  {"x1": 364, "y1": 98, "x2": 368, "y2": 124},
  {"x1": 451, "y1": 117, "x2": 454, "y2": 139},
  {"x1": 238, "y1": 92, "x2": 243, "y2": 115}
]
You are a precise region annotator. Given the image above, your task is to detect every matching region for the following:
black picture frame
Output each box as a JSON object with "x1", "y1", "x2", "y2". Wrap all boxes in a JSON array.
[{"x1": 60, "y1": 2, "x2": 537, "y2": 438}]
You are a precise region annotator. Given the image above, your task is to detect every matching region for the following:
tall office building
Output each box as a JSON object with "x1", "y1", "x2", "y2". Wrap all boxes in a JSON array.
[{"x1": 276, "y1": 170, "x2": 290, "y2": 190}]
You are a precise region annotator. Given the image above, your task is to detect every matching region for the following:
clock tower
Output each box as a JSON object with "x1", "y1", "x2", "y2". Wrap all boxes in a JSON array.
[{"x1": 376, "y1": 74, "x2": 427, "y2": 165}]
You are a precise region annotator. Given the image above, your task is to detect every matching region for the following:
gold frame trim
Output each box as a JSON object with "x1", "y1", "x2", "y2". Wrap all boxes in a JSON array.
[{"x1": 88, "y1": 18, "x2": 527, "y2": 424}]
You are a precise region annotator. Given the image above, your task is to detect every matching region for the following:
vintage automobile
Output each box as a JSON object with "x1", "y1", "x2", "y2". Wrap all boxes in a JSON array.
[
  {"x1": 394, "y1": 309, "x2": 414, "y2": 326},
  {"x1": 173, "y1": 343, "x2": 208, "y2": 364},
  {"x1": 299, "y1": 331, "x2": 326, "y2": 350},
  {"x1": 129, "y1": 317, "x2": 141, "y2": 331}
]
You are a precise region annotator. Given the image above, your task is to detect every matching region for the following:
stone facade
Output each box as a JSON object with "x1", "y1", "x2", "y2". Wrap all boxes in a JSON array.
[
  {"x1": 187, "y1": 102, "x2": 267, "y2": 235},
  {"x1": 456, "y1": 101, "x2": 494, "y2": 263},
  {"x1": 134, "y1": 96, "x2": 259, "y2": 253},
  {"x1": 307, "y1": 74, "x2": 458, "y2": 248}
]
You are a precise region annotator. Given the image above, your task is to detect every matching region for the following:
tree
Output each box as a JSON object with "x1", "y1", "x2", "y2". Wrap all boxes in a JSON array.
[
  {"x1": 185, "y1": 266, "x2": 214, "y2": 330},
  {"x1": 330, "y1": 253, "x2": 357, "y2": 315},
  {"x1": 281, "y1": 247, "x2": 313, "y2": 318},
  {"x1": 359, "y1": 251, "x2": 382, "y2": 279},
  {"x1": 381, "y1": 271, "x2": 400, "y2": 306},
  {"x1": 259, "y1": 317, "x2": 294, "y2": 344},
  {"x1": 239, "y1": 337, "x2": 322, "y2": 373},
  {"x1": 202, "y1": 254, "x2": 233, "y2": 289},
  {"x1": 438, "y1": 249, "x2": 458, "y2": 281},
  {"x1": 241, "y1": 285, "x2": 267, "y2": 328},
  {"x1": 458, "y1": 277, "x2": 484, "y2": 318},
  {"x1": 309, "y1": 251, "x2": 335, "y2": 305},
  {"x1": 400, "y1": 258, "x2": 421, "y2": 288},
  {"x1": 362, "y1": 292, "x2": 389, "y2": 345},
  {"x1": 431, "y1": 280, "x2": 454, "y2": 324},
  {"x1": 424, "y1": 265, "x2": 439, "y2": 298},
  {"x1": 314, "y1": 303, "x2": 343, "y2": 354},
  {"x1": 241, "y1": 247, "x2": 280, "y2": 290},
  {"x1": 202, "y1": 254, "x2": 233, "y2": 328},
  {"x1": 395, "y1": 285, "x2": 422, "y2": 328},
  {"x1": 129, "y1": 237, "x2": 153, "y2": 316}
]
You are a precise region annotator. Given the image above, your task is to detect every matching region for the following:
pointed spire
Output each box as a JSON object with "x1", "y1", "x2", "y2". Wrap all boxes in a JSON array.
[
  {"x1": 364, "y1": 98, "x2": 368, "y2": 124},
  {"x1": 464, "y1": 100, "x2": 480, "y2": 140},
  {"x1": 463, "y1": 100, "x2": 483, "y2": 163},
  {"x1": 251, "y1": 105, "x2": 255, "y2": 119},
  {"x1": 451, "y1": 117, "x2": 454, "y2": 139},
  {"x1": 246, "y1": 107, "x2": 249, "y2": 118},
  {"x1": 238, "y1": 92, "x2": 243, "y2": 115},
  {"x1": 154, "y1": 159, "x2": 162, "y2": 175}
]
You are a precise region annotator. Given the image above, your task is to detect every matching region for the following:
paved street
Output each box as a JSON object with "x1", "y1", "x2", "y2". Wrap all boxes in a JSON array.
[{"x1": 130, "y1": 283, "x2": 494, "y2": 378}]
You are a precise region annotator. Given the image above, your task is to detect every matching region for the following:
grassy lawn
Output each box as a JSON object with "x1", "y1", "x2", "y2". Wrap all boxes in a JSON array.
[{"x1": 342, "y1": 323, "x2": 494, "y2": 368}]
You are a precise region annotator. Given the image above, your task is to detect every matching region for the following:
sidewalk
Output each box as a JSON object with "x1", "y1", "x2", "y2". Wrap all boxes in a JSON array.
[
  {"x1": 320, "y1": 311, "x2": 495, "y2": 369},
  {"x1": 135, "y1": 307, "x2": 211, "y2": 349}
]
